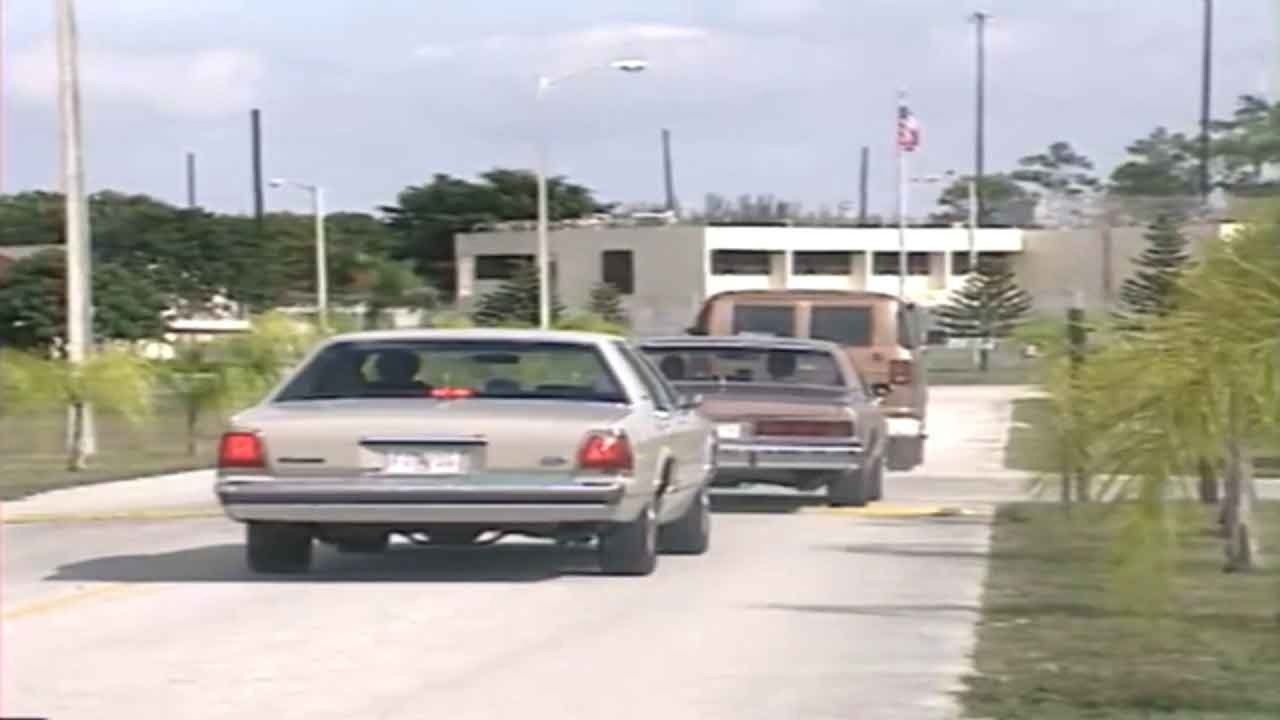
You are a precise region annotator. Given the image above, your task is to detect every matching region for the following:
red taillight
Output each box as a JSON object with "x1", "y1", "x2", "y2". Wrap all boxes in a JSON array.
[
  {"x1": 754, "y1": 420, "x2": 854, "y2": 437},
  {"x1": 577, "y1": 431, "x2": 634, "y2": 473},
  {"x1": 430, "y1": 387, "x2": 475, "y2": 399},
  {"x1": 889, "y1": 359, "x2": 912, "y2": 385},
  {"x1": 218, "y1": 432, "x2": 265, "y2": 469}
]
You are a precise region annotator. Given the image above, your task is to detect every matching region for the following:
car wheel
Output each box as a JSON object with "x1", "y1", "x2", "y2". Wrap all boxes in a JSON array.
[
  {"x1": 659, "y1": 487, "x2": 711, "y2": 555},
  {"x1": 246, "y1": 522, "x2": 313, "y2": 574},
  {"x1": 827, "y1": 469, "x2": 868, "y2": 508},
  {"x1": 599, "y1": 502, "x2": 658, "y2": 576},
  {"x1": 865, "y1": 454, "x2": 885, "y2": 502}
]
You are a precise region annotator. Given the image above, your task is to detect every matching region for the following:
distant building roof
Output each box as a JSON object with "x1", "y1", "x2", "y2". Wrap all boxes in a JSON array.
[{"x1": 0, "y1": 245, "x2": 62, "y2": 261}]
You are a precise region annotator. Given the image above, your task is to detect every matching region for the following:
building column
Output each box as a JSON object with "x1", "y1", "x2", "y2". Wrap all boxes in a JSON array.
[
  {"x1": 929, "y1": 251, "x2": 950, "y2": 290},
  {"x1": 769, "y1": 251, "x2": 790, "y2": 289}
]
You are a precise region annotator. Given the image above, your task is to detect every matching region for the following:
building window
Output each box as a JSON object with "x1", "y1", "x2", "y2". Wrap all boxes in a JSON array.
[
  {"x1": 712, "y1": 250, "x2": 771, "y2": 275},
  {"x1": 793, "y1": 252, "x2": 851, "y2": 276},
  {"x1": 474, "y1": 254, "x2": 534, "y2": 280},
  {"x1": 872, "y1": 252, "x2": 932, "y2": 276},
  {"x1": 952, "y1": 252, "x2": 974, "y2": 275},
  {"x1": 978, "y1": 252, "x2": 1014, "y2": 273},
  {"x1": 601, "y1": 250, "x2": 635, "y2": 294}
]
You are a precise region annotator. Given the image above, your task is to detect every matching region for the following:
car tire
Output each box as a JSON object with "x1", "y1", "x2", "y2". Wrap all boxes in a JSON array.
[
  {"x1": 827, "y1": 469, "x2": 868, "y2": 508},
  {"x1": 247, "y1": 522, "x2": 313, "y2": 574},
  {"x1": 659, "y1": 487, "x2": 711, "y2": 555},
  {"x1": 599, "y1": 502, "x2": 658, "y2": 576},
  {"x1": 865, "y1": 454, "x2": 885, "y2": 502}
]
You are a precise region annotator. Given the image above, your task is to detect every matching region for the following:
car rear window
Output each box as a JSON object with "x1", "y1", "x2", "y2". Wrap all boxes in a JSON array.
[
  {"x1": 731, "y1": 305, "x2": 795, "y2": 337},
  {"x1": 274, "y1": 340, "x2": 626, "y2": 403},
  {"x1": 640, "y1": 345, "x2": 844, "y2": 388},
  {"x1": 810, "y1": 306, "x2": 873, "y2": 347}
]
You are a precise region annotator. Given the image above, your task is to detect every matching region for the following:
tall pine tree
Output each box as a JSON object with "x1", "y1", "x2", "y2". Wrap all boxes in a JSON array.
[
  {"x1": 934, "y1": 259, "x2": 1033, "y2": 371},
  {"x1": 471, "y1": 261, "x2": 563, "y2": 327},
  {"x1": 1116, "y1": 214, "x2": 1191, "y2": 319},
  {"x1": 587, "y1": 282, "x2": 628, "y2": 327}
]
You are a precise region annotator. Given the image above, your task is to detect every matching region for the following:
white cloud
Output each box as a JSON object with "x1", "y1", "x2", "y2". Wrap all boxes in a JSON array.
[{"x1": 11, "y1": 41, "x2": 264, "y2": 117}]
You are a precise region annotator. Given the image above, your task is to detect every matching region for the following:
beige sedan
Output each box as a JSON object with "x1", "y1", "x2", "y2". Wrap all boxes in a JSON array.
[{"x1": 215, "y1": 329, "x2": 715, "y2": 576}]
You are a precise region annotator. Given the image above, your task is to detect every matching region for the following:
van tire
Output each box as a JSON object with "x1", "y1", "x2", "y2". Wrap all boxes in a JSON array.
[
  {"x1": 887, "y1": 436, "x2": 925, "y2": 471},
  {"x1": 865, "y1": 454, "x2": 885, "y2": 501}
]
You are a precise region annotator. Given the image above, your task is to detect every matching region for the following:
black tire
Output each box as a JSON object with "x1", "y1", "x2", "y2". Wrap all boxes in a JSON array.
[
  {"x1": 827, "y1": 469, "x2": 868, "y2": 508},
  {"x1": 887, "y1": 435, "x2": 925, "y2": 471},
  {"x1": 865, "y1": 454, "x2": 885, "y2": 502},
  {"x1": 659, "y1": 487, "x2": 711, "y2": 555},
  {"x1": 246, "y1": 522, "x2": 313, "y2": 574},
  {"x1": 599, "y1": 502, "x2": 658, "y2": 576}
]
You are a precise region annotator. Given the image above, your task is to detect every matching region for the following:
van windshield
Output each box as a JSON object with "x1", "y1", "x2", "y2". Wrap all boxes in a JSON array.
[{"x1": 810, "y1": 306, "x2": 873, "y2": 346}]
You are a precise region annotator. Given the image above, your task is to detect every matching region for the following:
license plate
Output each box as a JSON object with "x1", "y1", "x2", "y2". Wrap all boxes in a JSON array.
[{"x1": 382, "y1": 451, "x2": 464, "y2": 476}]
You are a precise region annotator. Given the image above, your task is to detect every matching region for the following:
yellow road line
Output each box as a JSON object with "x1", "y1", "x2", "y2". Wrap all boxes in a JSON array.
[
  {"x1": 802, "y1": 504, "x2": 981, "y2": 518},
  {"x1": 2, "y1": 505, "x2": 223, "y2": 525},
  {"x1": 2, "y1": 583, "x2": 155, "y2": 621}
]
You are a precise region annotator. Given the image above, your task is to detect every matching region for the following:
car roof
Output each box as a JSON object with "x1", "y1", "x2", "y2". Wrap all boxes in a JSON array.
[
  {"x1": 322, "y1": 328, "x2": 622, "y2": 345},
  {"x1": 637, "y1": 334, "x2": 844, "y2": 353}
]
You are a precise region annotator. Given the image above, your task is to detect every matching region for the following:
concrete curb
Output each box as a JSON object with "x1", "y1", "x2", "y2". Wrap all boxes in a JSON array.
[
  {"x1": 802, "y1": 504, "x2": 988, "y2": 518},
  {"x1": 2, "y1": 505, "x2": 223, "y2": 525}
]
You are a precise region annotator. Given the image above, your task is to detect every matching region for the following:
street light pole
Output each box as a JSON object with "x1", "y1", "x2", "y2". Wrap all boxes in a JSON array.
[
  {"x1": 56, "y1": 0, "x2": 95, "y2": 464},
  {"x1": 534, "y1": 59, "x2": 647, "y2": 330},
  {"x1": 270, "y1": 178, "x2": 328, "y2": 329}
]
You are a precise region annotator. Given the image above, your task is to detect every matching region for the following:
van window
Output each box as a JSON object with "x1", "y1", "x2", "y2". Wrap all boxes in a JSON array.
[
  {"x1": 897, "y1": 307, "x2": 919, "y2": 349},
  {"x1": 810, "y1": 307, "x2": 873, "y2": 346},
  {"x1": 731, "y1": 305, "x2": 795, "y2": 337}
]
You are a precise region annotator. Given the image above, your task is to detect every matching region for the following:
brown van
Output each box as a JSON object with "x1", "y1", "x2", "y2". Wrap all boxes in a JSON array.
[{"x1": 690, "y1": 289, "x2": 927, "y2": 471}]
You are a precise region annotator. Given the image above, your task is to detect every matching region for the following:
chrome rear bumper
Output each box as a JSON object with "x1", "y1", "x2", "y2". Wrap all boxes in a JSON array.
[
  {"x1": 215, "y1": 477, "x2": 642, "y2": 525},
  {"x1": 715, "y1": 440, "x2": 862, "y2": 472}
]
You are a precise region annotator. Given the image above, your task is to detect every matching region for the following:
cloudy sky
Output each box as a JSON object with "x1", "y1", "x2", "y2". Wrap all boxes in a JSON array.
[{"x1": 5, "y1": 1, "x2": 1277, "y2": 217}]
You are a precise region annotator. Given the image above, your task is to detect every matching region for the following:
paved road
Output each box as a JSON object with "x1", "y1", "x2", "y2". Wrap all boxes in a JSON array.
[
  {"x1": 0, "y1": 386, "x2": 1023, "y2": 720},
  {"x1": 1, "y1": 505, "x2": 988, "y2": 720}
]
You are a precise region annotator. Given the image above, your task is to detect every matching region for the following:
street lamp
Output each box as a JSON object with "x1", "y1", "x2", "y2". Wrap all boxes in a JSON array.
[
  {"x1": 912, "y1": 170, "x2": 979, "y2": 274},
  {"x1": 269, "y1": 177, "x2": 328, "y2": 327},
  {"x1": 534, "y1": 57, "x2": 648, "y2": 330}
]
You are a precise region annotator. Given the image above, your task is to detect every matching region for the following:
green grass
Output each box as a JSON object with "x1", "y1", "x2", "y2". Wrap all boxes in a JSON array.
[
  {"x1": 1003, "y1": 397, "x2": 1057, "y2": 473},
  {"x1": 925, "y1": 346, "x2": 1036, "y2": 386},
  {"x1": 963, "y1": 503, "x2": 1280, "y2": 719},
  {"x1": 0, "y1": 396, "x2": 224, "y2": 501}
]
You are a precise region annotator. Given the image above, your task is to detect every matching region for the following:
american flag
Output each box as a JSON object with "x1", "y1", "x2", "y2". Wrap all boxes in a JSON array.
[{"x1": 897, "y1": 102, "x2": 920, "y2": 153}]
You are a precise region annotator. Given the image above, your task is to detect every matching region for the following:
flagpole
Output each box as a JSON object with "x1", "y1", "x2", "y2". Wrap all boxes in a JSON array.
[{"x1": 896, "y1": 91, "x2": 908, "y2": 300}]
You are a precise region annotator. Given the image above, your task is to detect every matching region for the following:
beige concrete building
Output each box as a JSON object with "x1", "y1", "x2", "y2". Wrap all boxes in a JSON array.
[{"x1": 455, "y1": 222, "x2": 1239, "y2": 335}]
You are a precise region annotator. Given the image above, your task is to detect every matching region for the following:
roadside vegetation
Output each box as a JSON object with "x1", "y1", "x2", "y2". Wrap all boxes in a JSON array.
[{"x1": 974, "y1": 202, "x2": 1280, "y2": 716}]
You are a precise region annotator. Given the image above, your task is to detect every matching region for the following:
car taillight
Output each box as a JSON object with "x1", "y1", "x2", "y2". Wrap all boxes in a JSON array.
[
  {"x1": 754, "y1": 420, "x2": 854, "y2": 437},
  {"x1": 431, "y1": 386, "x2": 475, "y2": 399},
  {"x1": 218, "y1": 432, "x2": 265, "y2": 469},
  {"x1": 577, "y1": 431, "x2": 634, "y2": 474},
  {"x1": 889, "y1": 359, "x2": 912, "y2": 385}
]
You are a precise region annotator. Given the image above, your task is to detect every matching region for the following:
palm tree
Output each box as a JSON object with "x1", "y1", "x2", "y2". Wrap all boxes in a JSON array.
[
  {"x1": 0, "y1": 348, "x2": 155, "y2": 470},
  {"x1": 155, "y1": 340, "x2": 257, "y2": 457},
  {"x1": 1063, "y1": 212, "x2": 1280, "y2": 571}
]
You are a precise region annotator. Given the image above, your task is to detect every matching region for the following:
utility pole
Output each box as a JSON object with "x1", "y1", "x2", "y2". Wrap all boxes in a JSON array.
[
  {"x1": 250, "y1": 109, "x2": 264, "y2": 230},
  {"x1": 56, "y1": 0, "x2": 95, "y2": 466},
  {"x1": 971, "y1": 11, "x2": 990, "y2": 226},
  {"x1": 185, "y1": 152, "x2": 197, "y2": 208},
  {"x1": 1199, "y1": 0, "x2": 1214, "y2": 204},
  {"x1": 661, "y1": 128, "x2": 678, "y2": 215},
  {"x1": 858, "y1": 146, "x2": 869, "y2": 224}
]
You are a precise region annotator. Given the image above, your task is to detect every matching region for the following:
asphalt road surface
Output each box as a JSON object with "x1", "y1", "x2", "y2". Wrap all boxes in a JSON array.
[{"x1": 0, "y1": 386, "x2": 1022, "y2": 720}]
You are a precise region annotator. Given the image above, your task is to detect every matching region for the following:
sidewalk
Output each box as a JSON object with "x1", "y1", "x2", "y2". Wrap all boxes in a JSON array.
[{"x1": 0, "y1": 469, "x2": 220, "y2": 523}]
